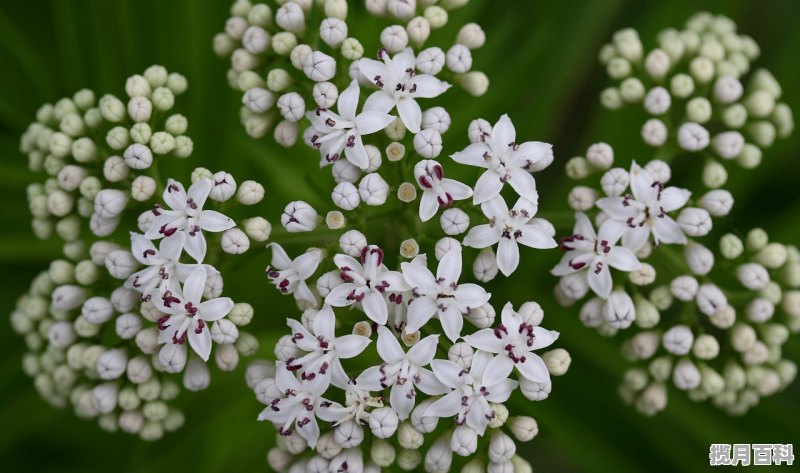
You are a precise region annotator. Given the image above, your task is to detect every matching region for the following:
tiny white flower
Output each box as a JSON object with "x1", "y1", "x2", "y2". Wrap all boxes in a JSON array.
[
  {"x1": 144, "y1": 178, "x2": 235, "y2": 262},
  {"x1": 307, "y1": 80, "x2": 395, "y2": 169},
  {"x1": 464, "y1": 302, "x2": 558, "y2": 385},
  {"x1": 451, "y1": 114, "x2": 551, "y2": 204},
  {"x1": 596, "y1": 161, "x2": 691, "y2": 251},
  {"x1": 360, "y1": 48, "x2": 451, "y2": 133},
  {"x1": 266, "y1": 243, "x2": 322, "y2": 308},
  {"x1": 357, "y1": 326, "x2": 447, "y2": 420},
  {"x1": 401, "y1": 246, "x2": 490, "y2": 341},
  {"x1": 463, "y1": 196, "x2": 557, "y2": 276},
  {"x1": 125, "y1": 231, "x2": 191, "y2": 298},
  {"x1": 551, "y1": 212, "x2": 641, "y2": 299},
  {"x1": 155, "y1": 267, "x2": 234, "y2": 363},
  {"x1": 326, "y1": 245, "x2": 410, "y2": 325},
  {"x1": 285, "y1": 304, "x2": 371, "y2": 391},
  {"x1": 258, "y1": 363, "x2": 345, "y2": 449},
  {"x1": 414, "y1": 159, "x2": 472, "y2": 222},
  {"x1": 426, "y1": 350, "x2": 517, "y2": 436}
]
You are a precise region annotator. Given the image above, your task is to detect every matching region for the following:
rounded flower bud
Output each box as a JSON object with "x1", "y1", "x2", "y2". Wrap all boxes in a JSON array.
[
  {"x1": 699, "y1": 189, "x2": 733, "y2": 217},
  {"x1": 340, "y1": 230, "x2": 367, "y2": 257},
  {"x1": 416, "y1": 47, "x2": 445, "y2": 75},
  {"x1": 673, "y1": 359, "x2": 701, "y2": 390},
  {"x1": 116, "y1": 313, "x2": 142, "y2": 339},
  {"x1": 407, "y1": 17, "x2": 430, "y2": 46},
  {"x1": 413, "y1": 128, "x2": 442, "y2": 158},
  {"x1": 281, "y1": 201, "x2": 318, "y2": 232},
  {"x1": 684, "y1": 242, "x2": 715, "y2": 276},
  {"x1": 243, "y1": 87, "x2": 274, "y2": 113},
  {"x1": 712, "y1": 131, "x2": 744, "y2": 159},
  {"x1": 488, "y1": 431, "x2": 516, "y2": 464},
  {"x1": 369, "y1": 407, "x2": 399, "y2": 439},
  {"x1": 221, "y1": 228, "x2": 250, "y2": 254},
  {"x1": 456, "y1": 71, "x2": 489, "y2": 97},
  {"x1": 737, "y1": 263, "x2": 770, "y2": 290},
  {"x1": 440, "y1": 208, "x2": 469, "y2": 235},
  {"x1": 696, "y1": 283, "x2": 727, "y2": 316},
  {"x1": 105, "y1": 249, "x2": 138, "y2": 279},
  {"x1": 603, "y1": 291, "x2": 635, "y2": 329},
  {"x1": 302, "y1": 51, "x2": 336, "y2": 82},
  {"x1": 123, "y1": 142, "x2": 153, "y2": 170},
  {"x1": 97, "y1": 348, "x2": 127, "y2": 380},
  {"x1": 641, "y1": 118, "x2": 668, "y2": 147},
  {"x1": 277, "y1": 92, "x2": 305, "y2": 122},
  {"x1": 644, "y1": 87, "x2": 671, "y2": 115},
  {"x1": 678, "y1": 122, "x2": 710, "y2": 151},
  {"x1": 82, "y1": 296, "x2": 114, "y2": 324},
  {"x1": 94, "y1": 189, "x2": 128, "y2": 219},
  {"x1": 450, "y1": 425, "x2": 478, "y2": 456},
  {"x1": 332, "y1": 181, "x2": 360, "y2": 210},
  {"x1": 543, "y1": 348, "x2": 571, "y2": 376},
  {"x1": 678, "y1": 208, "x2": 712, "y2": 237},
  {"x1": 358, "y1": 173, "x2": 389, "y2": 206},
  {"x1": 275, "y1": 2, "x2": 305, "y2": 33},
  {"x1": 312, "y1": 81, "x2": 338, "y2": 109}
]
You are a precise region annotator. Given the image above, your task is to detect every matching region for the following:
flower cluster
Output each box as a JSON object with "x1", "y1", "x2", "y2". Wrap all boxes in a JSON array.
[
  {"x1": 214, "y1": 0, "x2": 489, "y2": 143},
  {"x1": 554, "y1": 12, "x2": 799, "y2": 418},
  {"x1": 11, "y1": 67, "x2": 263, "y2": 439},
  {"x1": 598, "y1": 11, "x2": 794, "y2": 188}
]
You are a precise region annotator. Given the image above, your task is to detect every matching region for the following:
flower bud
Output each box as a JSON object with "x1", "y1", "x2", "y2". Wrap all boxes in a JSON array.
[
  {"x1": 371, "y1": 439, "x2": 395, "y2": 467},
  {"x1": 220, "y1": 228, "x2": 249, "y2": 254},
  {"x1": 712, "y1": 131, "x2": 744, "y2": 159},
  {"x1": 94, "y1": 189, "x2": 128, "y2": 219},
  {"x1": 678, "y1": 207, "x2": 712, "y2": 237},
  {"x1": 358, "y1": 173, "x2": 389, "y2": 206},
  {"x1": 51, "y1": 285, "x2": 86, "y2": 311},
  {"x1": 455, "y1": 71, "x2": 489, "y2": 97},
  {"x1": 603, "y1": 291, "x2": 635, "y2": 329},
  {"x1": 340, "y1": 230, "x2": 367, "y2": 257},
  {"x1": 416, "y1": 47, "x2": 445, "y2": 76},
  {"x1": 746, "y1": 297, "x2": 774, "y2": 323},
  {"x1": 105, "y1": 250, "x2": 138, "y2": 279},
  {"x1": 407, "y1": 17, "x2": 430, "y2": 46},
  {"x1": 644, "y1": 87, "x2": 671, "y2": 115},
  {"x1": 543, "y1": 348, "x2": 571, "y2": 376},
  {"x1": 641, "y1": 118, "x2": 668, "y2": 146},
  {"x1": 696, "y1": 283, "x2": 727, "y2": 316},
  {"x1": 450, "y1": 425, "x2": 478, "y2": 456},
  {"x1": 369, "y1": 407, "x2": 399, "y2": 439},
  {"x1": 662, "y1": 325, "x2": 693, "y2": 355},
  {"x1": 275, "y1": 2, "x2": 304, "y2": 33},
  {"x1": 684, "y1": 242, "x2": 714, "y2": 276},
  {"x1": 281, "y1": 201, "x2": 317, "y2": 232},
  {"x1": 757, "y1": 243, "x2": 788, "y2": 269},
  {"x1": 737, "y1": 263, "x2": 770, "y2": 290},
  {"x1": 720, "y1": 233, "x2": 744, "y2": 259},
  {"x1": 678, "y1": 122, "x2": 710, "y2": 151},
  {"x1": 96, "y1": 348, "x2": 127, "y2": 380},
  {"x1": 488, "y1": 432, "x2": 516, "y2": 464},
  {"x1": 673, "y1": 359, "x2": 701, "y2": 390}
]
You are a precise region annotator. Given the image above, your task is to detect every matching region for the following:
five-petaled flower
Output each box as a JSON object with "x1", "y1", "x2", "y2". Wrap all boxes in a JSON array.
[
  {"x1": 451, "y1": 114, "x2": 552, "y2": 204},
  {"x1": 126, "y1": 231, "x2": 188, "y2": 299},
  {"x1": 414, "y1": 159, "x2": 473, "y2": 222},
  {"x1": 145, "y1": 178, "x2": 236, "y2": 262},
  {"x1": 325, "y1": 245, "x2": 410, "y2": 324},
  {"x1": 155, "y1": 266, "x2": 234, "y2": 362},
  {"x1": 463, "y1": 196, "x2": 557, "y2": 276},
  {"x1": 464, "y1": 302, "x2": 559, "y2": 385},
  {"x1": 285, "y1": 304, "x2": 372, "y2": 391},
  {"x1": 357, "y1": 326, "x2": 448, "y2": 420},
  {"x1": 426, "y1": 350, "x2": 518, "y2": 436},
  {"x1": 596, "y1": 162, "x2": 691, "y2": 251},
  {"x1": 401, "y1": 248, "x2": 490, "y2": 341},
  {"x1": 551, "y1": 212, "x2": 642, "y2": 298},
  {"x1": 360, "y1": 48, "x2": 451, "y2": 133},
  {"x1": 307, "y1": 80, "x2": 395, "y2": 170},
  {"x1": 266, "y1": 243, "x2": 322, "y2": 308}
]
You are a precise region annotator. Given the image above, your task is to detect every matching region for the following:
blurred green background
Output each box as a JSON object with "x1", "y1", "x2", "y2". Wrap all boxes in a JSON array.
[{"x1": 1, "y1": 0, "x2": 800, "y2": 472}]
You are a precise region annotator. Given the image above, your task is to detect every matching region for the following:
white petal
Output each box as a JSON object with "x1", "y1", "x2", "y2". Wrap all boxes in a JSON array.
[
  {"x1": 596, "y1": 196, "x2": 638, "y2": 221},
  {"x1": 401, "y1": 261, "x2": 436, "y2": 293},
  {"x1": 436, "y1": 247, "x2": 462, "y2": 283},
  {"x1": 357, "y1": 365, "x2": 387, "y2": 391},
  {"x1": 159, "y1": 232, "x2": 186, "y2": 261},
  {"x1": 463, "y1": 225, "x2": 500, "y2": 249},
  {"x1": 450, "y1": 142, "x2": 490, "y2": 168},
  {"x1": 363, "y1": 90, "x2": 396, "y2": 114},
  {"x1": 453, "y1": 283, "x2": 490, "y2": 308},
  {"x1": 481, "y1": 195, "x2": 509, "y2": 219},
  {"x1": 415, "y1": 367, "x2": 450, "y2": 395},
  {"x1": 607, "y1": 247, "x2": 641, "y2": 272},
  {"x1": 654, "y1": 216, "x2": 687, "y2": 245},
  {"x1": 409, "y1": 74, "x2": 450, "y2": 99},
  {"x1": 472, "y1": 170, "x2": 503, "y2": 204},
  {"x1": 188, "y1": 324, "x2": 213, "y2": 361},
  {"x1": 587, "y1": 262, "x2": 612, "y2": 299},
  {"x1": 486, "y1": 379, "x2": 518, "y2": 403},
  {"x1": 531, "y1": 327, "x2": 560, "y2": 350},
  {"x1": 295, "y1": 249, "x2": 322, "y2": 279},
  {"x1": 397, "y1": 97, "x2": 422, "y2": 133},
  {"x1": 439, "y1": 305, "x2": 464, "y2": 342},
  {"x1": 573, "y1": 212, "x2": 597, "y2": 239},
  {"x1": 187, "y1": 178, "x2": 212, "y2": 210},
  {"x1": 362, "y1": 290, "x2": 388, "y2": 324},
  {"x1": 325, "y1": 282, "x2": 358, "y2": 307},
  {"x1": 199, "y1": 210, "x2": 235, "y2": 232},
  {"x1": 405, "y1": 296, "x2": 437, "y2": 333},
  {"x1": 507, "y1": 168, "x2": 538, "y2": 203},
  {"x1": 163, "y1": 179, "x2": 187, "y2": 210},
  {"x1": 418, "y1": 191, "x2": 439, "y2": 222},
  {"x1": 355, "y1": 110, "x2": 396, "y2": 135},
  {"x1": 518, "y1": 225, "x2": 557, "y2": 249},
  {"x1": 622, "y1": 225, "x2": 651, "y2": 252},
  {"x1": 295, "y1": 414, "x2": 320, "y2": 449},
  {"x1": 338, "y1": 80, "x2": 360, "y2": 119},
  {"x1": 376, "y1": 325, "x2": 405, "y2": 363},
  {"x1": 313, "y1": 305, "x2": 336, "y2": 340},
  {"x1": 425, "y1": 390, "x2": 462, "y2": 418},
  {"x1": 407, "y1": 334, "x2": 439, "y2": 366},
  {"x1": 198, "y1": 297, "x2": 233, "y2": 322},
  {"x1": 184, "y1": 229, "x2": 207, "y2": 263},
  {"x1": 390, "y1": 382, "x2": 416, "y2": 421},
  {"x1": 131, "y1": 233, "x2": 162, "y2": 265},
  {"x1": 629, "y1": 162, "x2": 657, "y2": 203},
  {"x1": 463, "y1": 329, "x2": 503, "y2": 353},
  {"x1": 430, "y1": 359, "x2": 464, "y2": 388},
  {"x1": 496, "y1": 238, "x2": 520, "y2": 276},
  {"x1": 491, "y1": 114, "x2": 516, "y2": 151},
  {"x1": 335, "y1": 335, "x2": 371, "y2": 358},
  {"x1": 183, "y1": 267, "x2": 206, "y2": 303},
  {"x1": 268, "y1": 242, "x2": 293, "y2": 269},
  {"x1": 358, "y1": 59, "x2": 389, "y2": 89},
  {"x1": 660, "y1": 186, "x2": 691, "y2": 212},
  {"x1": 482, "y1": 355, "x2": 514, "y2": 388},
  {"x1": 516, "y1": 354, "x2": 551, "y2": 384},
  {"x1": 294, "y1": 282, "x2": 318, "y2": 307},
  {"x1": 441, "y1": 178, "x2": 473, "y2": 201}
]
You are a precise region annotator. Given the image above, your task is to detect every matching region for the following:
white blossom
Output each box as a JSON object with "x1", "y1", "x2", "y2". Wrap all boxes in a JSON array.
[
  {"x1": 414, "y1": 159, "x2": 472, "y2": 222},
  {"x1": 266, "y1": 243, "x2": 321, "y2": 307}
]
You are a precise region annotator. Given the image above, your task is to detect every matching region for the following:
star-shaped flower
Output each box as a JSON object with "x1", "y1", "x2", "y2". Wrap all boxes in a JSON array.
[
  {"x1": 551, "y1": 212, "x2": 642, "y2": 298},
  {"x1": 360, "y1": 48, "x2": 451, "y2": 133},
  {"x1": 126, "y1": 231, "x2": 186, "y2": 298},
  {"x1": 307, "y1": 80, "x2": 395, "y2": 170},
  {"x1": 451, "y1": 114, "x2": 552, "y2": 204},
  {"x1": 414, "y1": 160, "x2": 473, "y2": 222},
  {"x1": 596, "y1": 162, "x2": 691, "y2": 251},
  {"x1": 463, "y1": 196, "x2": 557, "y2": 276},
  {"x1": 285, "y1": 304, "x2": 372, "y2": 391},
  {"x1": 401, "y1": 248, "x2": 490, "y2": 341},
  {"x1": 258, "y1": 363, "x2": 345, "y2": 448},
  {"x1": 266, "y1": 243, "x2": 322, "y2": 308},
  {"x1": 145, "y1": 178, "x2": 236, "y2": 262},
  {"x1": 357, "y1": 326, "x2": 448, "y2": 420},
  {"x1": 463, "y1": 302, "x2": 559, "y2": 385},
  {"x1": 155, "y1": 266, "x2": 234, "y2": 363},
  {"x1": 426, "y1": 350, "x2": 518, "y2": 436},
  {"x1": 325, "y1": 245, "x2": 409, "y2": 325}
]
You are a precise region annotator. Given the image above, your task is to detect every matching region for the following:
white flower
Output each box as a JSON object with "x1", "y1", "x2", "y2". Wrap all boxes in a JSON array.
[
  {"x1": 285, "y1": 304, "x2": 371, "y2": 390},
  {"x1": 125, "y1": 232, "x2": 191, "y2": 298},
  {"x1": 144, "y1": 178, "x2": 235, "y2": 262},
  {"x1": 426, "y1": 350, "x2": 518, "y2": 436},
  {"x1": 266, "y1": 243, "x2": 322, "y2": 307},
  {"x1": 356, "y1": 328, "x2": 447, "y2": 424},
  {"x1": 451, "y1": 114, "x2": 552, "y2": 204},
  {"x1": 258, "y1": 363, "x2": 345, "y2": 448},
  {"x1": 359, "y1": 48, "x2": 451, "y2": 133},
  {"x1": 155, "y1": 267, "x2": 234, "y2": 363},
  {"x1": 596, "y1": 162, "x2": 691, "y2": 251},
  {"x1": 325, "y1": 245, "x2": 410, "y2": 324},
  {"x1": 401, "y1": 247, "x2": 490, "y2": 341},
  {"x1": 463, "y1": 196, "x2": 557, "y2": 276},
  {"x1": 464, "y1": 302, "x2": 558, "y2": 385},
  {"x1": 307, "y1": 80, "x2": 395, "y2": 169},
  {"x1": 551, "y1": 213, "x2": 641, "y2": 298},
  {"x1": 414, "y1": 159, "x2": 472, "y2": 222}
]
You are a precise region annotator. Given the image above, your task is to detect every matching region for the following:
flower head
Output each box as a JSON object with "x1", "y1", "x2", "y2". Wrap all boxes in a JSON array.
[{"x1": 266, "y1": 243, "x2": 322, "y2": 307}]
